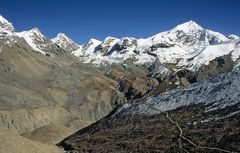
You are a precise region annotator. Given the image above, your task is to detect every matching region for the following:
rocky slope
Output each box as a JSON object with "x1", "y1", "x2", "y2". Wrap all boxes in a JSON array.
[
  {"x1": 59, "y1": 66, "x2": 240, "y2": 153},
  {"x1": 0, "y1": 15, "x2": 125, "y2": 146},
  {"x1": 0, "y1": 44, "x2": 125, "y2": 134}
]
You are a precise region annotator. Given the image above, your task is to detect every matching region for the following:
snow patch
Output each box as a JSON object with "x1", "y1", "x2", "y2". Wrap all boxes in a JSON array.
[{"x1": 16, "y1": 29, "x2": 46, "y2": 54}]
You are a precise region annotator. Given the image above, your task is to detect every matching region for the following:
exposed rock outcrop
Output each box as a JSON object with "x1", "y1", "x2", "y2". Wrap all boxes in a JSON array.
[{"x1": 118, "y1": 75, "x2": 158, "y2": 100}]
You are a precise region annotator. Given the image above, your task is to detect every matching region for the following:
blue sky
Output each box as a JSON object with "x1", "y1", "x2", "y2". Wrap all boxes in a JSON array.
[{"x1": 1, "y1": 0, "x2": 239, "y2": 44}]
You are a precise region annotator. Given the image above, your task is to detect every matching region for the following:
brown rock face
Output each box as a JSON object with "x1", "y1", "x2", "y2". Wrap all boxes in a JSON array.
[
  {"x1": 197, "y1": 55, "x2": 235, "y2": 80},
  {"x1": 118, "y1": 75, "x2": 158, "y2": 100}
]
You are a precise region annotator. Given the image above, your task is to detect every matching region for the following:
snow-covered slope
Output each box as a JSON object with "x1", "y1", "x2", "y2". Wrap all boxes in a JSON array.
[
  {"x1": 179, "y1": 40, "x2": 239, "y2": 70},
  {"x1": 114, "y1": 66, "x2": 240, "y2": 118},
  {"x1": 73, "y1": 38, "x2": 101, "y2": 57},
  {"x1": 0, "y1": 15, "x2": 15, "y2": 32},
  {"x1": 52, "y1": 33, "x2": 80, "y2": 53},
  {"x1": 228, "y1": 34, "x2": 239, "y2": 40},
  {"x1": 16, "y1": 28, "x2": 47, "y2": 54},
  {"x1": 0, "y1": 15, "x2": 19, "y2": 46}
]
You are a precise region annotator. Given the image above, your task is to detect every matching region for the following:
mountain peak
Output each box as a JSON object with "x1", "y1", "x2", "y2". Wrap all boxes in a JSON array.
[
  {"x1": 88, "y1": 38, "x2": 102, "y2": 44},
  {"x1": 16, "y1": 28, "x2": 46, "y2": 43},
  {"x1": 28, "y1": 28, "x2": 45, "y2": 37},
  {"x1": 82, "y1": 38, "x2": 102, "y2": 50},
  {"x1": 0, "y1": 15, "x2": 15, "y2": 32},
  {"x1": 104, "y1": 36, "x2": 119, "y2": 42},
  {"x1": 52, "y1": 33, "x2": 71, "y2": 43},
  {"x1": 101, "y1": 36, "x2": 120, "y2": 47},
  {"x1": 52, "y1": 33, "x2": 80, "y2": 52},
  {"x1": 54, "y1": 33, "x2": 70, "y2": 41},
  {"x1": 228, "y1": 34, "x2": 239, "y2": 40},
  {"x1": 173, "y1": 20, "x2": 203, "y2": 32},
  {"x1": 57, "y1": 33, "x2": 67, "y2": 37},
  {"x1": 183, "y1": 20, "x2": 199, "y2": 25}
]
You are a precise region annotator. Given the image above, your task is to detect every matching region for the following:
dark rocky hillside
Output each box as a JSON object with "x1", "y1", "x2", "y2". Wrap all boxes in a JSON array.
[{"x1": 59, "y1": 67, "x2": 240, "y2": 153}]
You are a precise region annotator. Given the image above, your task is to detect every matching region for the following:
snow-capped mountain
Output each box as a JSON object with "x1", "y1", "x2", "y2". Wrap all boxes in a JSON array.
[
  {"x1": 52, "y1": 33, "x2": 80, "y2": 53},
  {"x1": 97, "y1": 37, "x2": 120, "y2": 55},
  {"x1": 0, "y1": 15, "x2": 78, "y2": 56},
  {"x1": 228, "y1": 34, "x2": 239, "y2": 40},
  {"x1": 0, "y1": 15, "x2": 240, "y2": 73},
  {"x1": 0, "y1": 15, "x2": 14, "y2": 32},
  {"x1": 16, "y1": 28, "x2": 69, "y2": 56},
  {"x1": 16, "y1": 28, "x2": 48, "y2": 54},
  {"x1": 73, "y1": 38, "x2": 101, "y2": 57},
  {"x1": 0, "y1": 15, "x2": 19, "y2": 46},
  {"x1": 75, "y1": 20, "x2": 240, "y2": 73}
]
